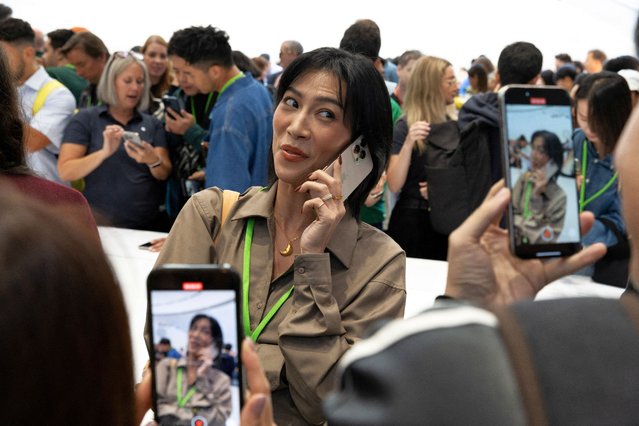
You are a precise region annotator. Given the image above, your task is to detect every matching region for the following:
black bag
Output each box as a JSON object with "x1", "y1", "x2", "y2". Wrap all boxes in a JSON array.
[
  {"x1": 592, "y1": 217, "x2": 630, "y2": 288},
  {"x1": 425, "y1": 120, "x2": 492, "y2": 234},
  {"x1": 174, "y1": 142, "x2": 205, "y2": 179}
]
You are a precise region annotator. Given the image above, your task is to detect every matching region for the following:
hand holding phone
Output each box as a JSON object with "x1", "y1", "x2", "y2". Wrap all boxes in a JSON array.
[
  {"x1": 122, "y1": 131, "x2": 144, "y2": 148},
  {"x1": 147, "y1": 265, "x2": 243, "y2": 425},
  {"x1": 162, "y1": 95, "x2": 185, "y2": 118},
  {"x1": 323, "y1": 135, "x2": 373, "y2": 201}
]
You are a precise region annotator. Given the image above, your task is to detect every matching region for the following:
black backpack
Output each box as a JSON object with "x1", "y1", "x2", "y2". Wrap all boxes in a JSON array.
[{"x1": 424, "y1": 120, "x2": 492, "y2": 234}]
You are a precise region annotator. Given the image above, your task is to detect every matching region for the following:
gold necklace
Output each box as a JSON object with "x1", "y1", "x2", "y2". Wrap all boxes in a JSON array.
[{"x1": 273, "y1": 215, "x2": 302, "y2": 257}]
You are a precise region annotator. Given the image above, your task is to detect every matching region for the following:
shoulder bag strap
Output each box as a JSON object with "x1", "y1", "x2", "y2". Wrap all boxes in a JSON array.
[
  {"x1": 213, "y1": 190, "x2": 240, "y2": 245},
  {"x1": 492, "y1": 306, "x2": 549, "y2": 426},
  {"x1": 33, "y1": 80, "x2": 64, "y2": 115}
]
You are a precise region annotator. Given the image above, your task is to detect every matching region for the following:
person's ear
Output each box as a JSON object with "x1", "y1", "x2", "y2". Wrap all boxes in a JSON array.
[
  {"x1": 494, "y1": 70, "x2": 501, "y2": 86},
  {"x1": 23, "y1": 45, "x2": 35, "y2": 62},
  {"x1": 373, "y1": 58, "x2": 384, "y2": 76}
]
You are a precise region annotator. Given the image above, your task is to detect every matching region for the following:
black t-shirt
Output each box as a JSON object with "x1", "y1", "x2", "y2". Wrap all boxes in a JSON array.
[{"x1": 391, "y1": 117, "x2": 427, "y2": 201}]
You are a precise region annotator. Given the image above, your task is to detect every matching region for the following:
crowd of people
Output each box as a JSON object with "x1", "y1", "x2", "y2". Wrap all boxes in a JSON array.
[{"x1": 2, "y1": 1, "x2": 639, "y2": 423}]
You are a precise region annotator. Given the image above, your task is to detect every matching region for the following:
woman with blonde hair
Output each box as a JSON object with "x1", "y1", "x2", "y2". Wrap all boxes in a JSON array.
[
  {"x1": 386, "y1": 55, "x2": 458, "y2": 260},
  {"x1": 142, "y1": 35, "x2": 171, "y2": 117}
]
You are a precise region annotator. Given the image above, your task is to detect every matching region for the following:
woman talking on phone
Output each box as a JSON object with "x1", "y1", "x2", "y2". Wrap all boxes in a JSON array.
[
  {"x1": 155, "y1": 314, "x2": 231, "y2": 425},
  {"x1": 58, "y1": 51, "x2": 172, "y2": 231},
  {"x1": 155, "y1": 47, "x2": 406, "y2": 424},
  {"x1": 512, "y1": 130, "x2": 567, "y2": 245}
]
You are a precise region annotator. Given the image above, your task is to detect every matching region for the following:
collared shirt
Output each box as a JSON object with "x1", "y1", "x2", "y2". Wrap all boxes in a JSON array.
[
  {"x1": 155, "y1": 183, "x2": 406, "y2": 425},
  {"x1": 62, "y1": 105, "x2": 167, "y2": 229},
  {"x1": 155, "y1": 357, "x2": 231, "y2": 425},
  {"x1": 19, "y1": 66, "x2": 75, "y2": 184}
]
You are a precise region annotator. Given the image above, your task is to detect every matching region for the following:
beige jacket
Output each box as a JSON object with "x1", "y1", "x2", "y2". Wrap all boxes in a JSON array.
[
  {"x1": 155, "y1": 184, "x2": 406, "y2": 425},
  {"x1": 155, "y1": 357, "x2": 231, "y2": 425}
]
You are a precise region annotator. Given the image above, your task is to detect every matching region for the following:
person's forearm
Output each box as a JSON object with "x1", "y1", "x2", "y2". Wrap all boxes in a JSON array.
[
  {"x1": 386, "y1": 146, "x2": 413, "y2": 193},
  {"x1": 58, "y1": 149, "x2": 107, "y2": 181},
  {"x1": 24, "y1": 125, "x2": 52, "y2": 152}
]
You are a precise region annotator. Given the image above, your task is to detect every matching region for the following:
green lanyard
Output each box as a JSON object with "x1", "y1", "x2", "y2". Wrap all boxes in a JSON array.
[
  {"x1": 242, "y1": 218, "x2": 295, "y2": 341},
  {"x1": 579, "y1": 141, "x2": 618, "y2": 212},
  {"x1": 190, "y1": 92, "x2": 215, "y2": 125},
  {"x1": 176, "y1": 367, "x2": 197, "y2": 408},
  {"x1": 523, "y1": 179, "x2": 534, "y2": 220},
  {"x1": 218, "y1": 73, "x2": 244, "y2": 97}
]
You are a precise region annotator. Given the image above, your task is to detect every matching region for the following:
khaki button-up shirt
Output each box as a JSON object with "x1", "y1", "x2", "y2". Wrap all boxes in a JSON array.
[{"x1": 156, "y1": 183, "x2": 406, "y2": 425}]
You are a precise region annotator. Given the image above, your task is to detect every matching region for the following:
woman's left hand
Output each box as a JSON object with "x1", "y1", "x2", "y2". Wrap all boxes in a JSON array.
[
  {"x1": 124, "y1": 140, "x2": 162, "y2": 166},
  {"x1": 298, "y1": 156, "x2": 346, "y2": 254},
  {"x1": 195, "y1": 346, "x2": 215, "y2": 376}
]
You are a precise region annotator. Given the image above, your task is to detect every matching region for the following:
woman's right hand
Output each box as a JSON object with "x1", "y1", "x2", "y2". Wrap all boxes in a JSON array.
[
  {"x1": 101, "y1": 125, "x2": 124, "y2": 159},
  {"x1": 406, "y1": 120, "x2": 430, "y2": 147}
]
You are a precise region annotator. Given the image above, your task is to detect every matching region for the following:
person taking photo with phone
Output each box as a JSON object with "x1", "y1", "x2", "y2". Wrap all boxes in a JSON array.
[
  {"x1": 58, "y1": 51, "x2": 172, "y2": 231},
  {"x1": 154, "y1": 47, "x2": 406, "y2": 424}
]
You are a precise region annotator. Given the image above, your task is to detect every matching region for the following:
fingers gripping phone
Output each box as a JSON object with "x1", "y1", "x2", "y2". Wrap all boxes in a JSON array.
[
  {"x1": 148, "y1": 265, "x2": 243, "y2": 426},
  {"x1": 324, "y1": 135, "x2": 374, "y2": 200},
  {"x1": 499, "y1": 85, "x2": 581, "y2": 258},
  {"x1": 122, "y1": 131, "x2": 144, "y2": 148}
]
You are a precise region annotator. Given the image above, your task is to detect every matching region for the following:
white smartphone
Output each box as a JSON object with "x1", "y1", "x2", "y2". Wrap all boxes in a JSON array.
[
  {"x1": 122, "y1": 131, "x2": 144, "y2": 148},
  {"x1": 324, "y1": 135, "x2": 374, "y2": 201}
]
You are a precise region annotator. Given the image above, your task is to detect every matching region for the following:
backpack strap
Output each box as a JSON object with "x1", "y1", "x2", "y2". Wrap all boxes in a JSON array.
[
  {"x1": 33, "y1": 80, "x2": 64, "y2": 115},
  {"x1": 492, "y1": 306, "x2": 549, "y2": 426}
]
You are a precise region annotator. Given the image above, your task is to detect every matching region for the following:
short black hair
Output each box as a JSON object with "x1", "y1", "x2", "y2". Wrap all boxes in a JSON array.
[
  {"x1": 530, "y1": 130, "x2": 563, "y2": 181},
  {"x1": 575, "y1": 72, "x2": 632, "y2": 154},
  {"x1": 588, "y1": 49, "x2": 607, "y2": 62},
  {"x1": 0, "y1": 18, "x2": 34, "y2": 46},
  {"x1": 232, "y1": 50, "x2": 260, "y2": 78},
  {"x1": 497, "y1": 42, "x2": 543, "y2": 86},
  {"x1": 554, "y1": 53, "x2": 572, "y2": 63},
  {"x1": 556, "y1": 65, "x2": 577, "y2": 81},
  {"x1": 168, "y1": 26, "x2": 233, "y2": 69},
  {"x1": 603, "y1": 55, "x2": 639, "y2": 73},
  {"x1": 540, "y1": 69, "x2": 556, "y2": 85},
  {"x1": 159, "y1": 337, "x2": 171, "y2": 345},
  {"x1": 46, "y1": 29, "x2": 75, "y2": 50},
  {"x1": 0, "y1": 3, "x2": 11, "y2": 21},
  {"x1": 339, "y1": 19, "x2": 381, "y2": 61},
  {"x1": 276, "y1": 47, "x2": 392, "y2": 219}
]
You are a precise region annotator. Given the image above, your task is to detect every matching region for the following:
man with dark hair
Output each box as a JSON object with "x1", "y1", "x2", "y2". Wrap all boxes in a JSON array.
[
  {"x1": 0, "y1": 3, "x2": 11, "y2": 21},
  {"x1": 167, "y1": 26, "x2": 273, "y2": 192},
  {"x1": 458, "y1": 41, "x2": 543, "y2": 184},
  {"x1": 0, "y1": 18, "x2": 75, "y2": 184},
  {"x1": 43, "y1": 29, "x2": 88, "y2": 104},
  {"x1": 603, "y1": 55, "x2": 639, "y2": 73},
  {"x1": 60, "y1": 31, "x2": 109, "y2": 108},
  {"x1": 554, "y1": 52, "x2": 572, "y2": 70},
  {"x1": 585, "y1": 48, "x2": 607, "y2": 73},
  {"x1": 555, "y1": 65, "x2": 577, "y2": 93}
]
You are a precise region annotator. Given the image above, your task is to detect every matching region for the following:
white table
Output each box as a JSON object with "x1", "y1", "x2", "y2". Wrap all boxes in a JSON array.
[{"x1": 99, "y1": 227, "x2": 625, "y2": 375}]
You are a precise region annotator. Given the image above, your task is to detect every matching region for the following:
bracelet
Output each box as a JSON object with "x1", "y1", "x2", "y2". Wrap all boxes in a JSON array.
[{"x1": 147, "y1": 158, "x2": 162, "y2": 168}]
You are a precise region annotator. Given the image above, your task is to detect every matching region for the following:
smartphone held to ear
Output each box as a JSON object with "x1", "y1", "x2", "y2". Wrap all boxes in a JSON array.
[
  {"x1": 499, "y1": 85, "x2": 581, "y2": 258},
  {"x1": 147, "y1": 265, "x2": 243, "y2": 425},
  {"x1": 324, "y1": 135, "x2": 373, "y2": 201}
]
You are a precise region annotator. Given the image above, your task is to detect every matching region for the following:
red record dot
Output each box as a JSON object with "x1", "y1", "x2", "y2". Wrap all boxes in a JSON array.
[{"x1": 194, "y1": 420, "x2": 204, "y2": 426}]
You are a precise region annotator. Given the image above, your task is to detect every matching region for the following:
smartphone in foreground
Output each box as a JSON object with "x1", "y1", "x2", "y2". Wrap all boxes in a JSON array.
[
  {"x1": 499, "y1": 85, "x2": 581, "y2": 258},
  {"x1": 148, "y1": 264, "x2": 243, "y2": 426},
  {"x1": 122, "y1": 131, "x2": 144, "y2": 148},
  {"x1": 324, "y1": 135, "x2": 374, "y2": 200}
]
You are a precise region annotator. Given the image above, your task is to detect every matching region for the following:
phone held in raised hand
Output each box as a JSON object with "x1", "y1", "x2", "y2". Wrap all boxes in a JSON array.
[
  {"x1": 162, "y1": 95, "x2": 185, "y2": 116},
  {"x1": 122, "y1": 131, "x2": 144, "y2": 148},
  {"x1": 147, "y1": 264, "x2": 243, "y2": 426},
  {"x1": 324, "y1": 135, "x2": 374, "y2": 201},
  {"x1": 499, "y1": 85, "x2": 581, "y2": 259}
]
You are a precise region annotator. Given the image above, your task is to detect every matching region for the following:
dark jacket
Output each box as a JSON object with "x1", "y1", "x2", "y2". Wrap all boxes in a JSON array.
[{"x1": 458, "y1": 92, "x2": 502, "y2": 183}]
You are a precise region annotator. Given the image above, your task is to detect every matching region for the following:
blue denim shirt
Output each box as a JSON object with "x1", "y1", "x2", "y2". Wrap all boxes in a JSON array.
[
  {"x1": 573, "y1": 129, "x2": 624, "y2": 247},
  {"x1": 205, "y1": 73, "x2": 273, "y2": 192}
]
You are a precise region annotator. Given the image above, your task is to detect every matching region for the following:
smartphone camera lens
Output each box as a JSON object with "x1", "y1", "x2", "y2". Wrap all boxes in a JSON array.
[
  {"x1": 359, "y1": 151, "x2": 366, "y2": 159},
  {"x1": 525, "y1": 91, "x2": 530, "y2": 97},
  {"x1": 360, "y1": 139, "x2": 367, "y2": 147},
  {"x1": 353, "y1": 145, "x2": 361, "y2": 154}
]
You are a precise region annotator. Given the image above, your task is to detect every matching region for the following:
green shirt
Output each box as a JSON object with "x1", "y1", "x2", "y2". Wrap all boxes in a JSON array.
[{"x1": 46, "y1": 65, "x2": 88, "y2": 105}]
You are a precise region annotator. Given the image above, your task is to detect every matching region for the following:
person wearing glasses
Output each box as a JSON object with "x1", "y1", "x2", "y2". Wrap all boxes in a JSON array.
[
  {"x1": 386, "y1": 55, "x2": 459, "y2": 260},
  {"x1": 58, "y1": 51, "x2": 172, "y2": 231}
]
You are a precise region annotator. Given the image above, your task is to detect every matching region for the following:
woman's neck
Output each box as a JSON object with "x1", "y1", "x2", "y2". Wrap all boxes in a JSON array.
[
  {"x1": 274, "y1": 181, "x2": 315, "y2": 233},
  {"x1": 108, "y1": 105, "x2": 134, "y2": 124},
  {"x1": 150, "y1": 74, "x2": 161, "y2": 86},
  {"x1": 590, "y1": 138, "x2": 607, "y2": 160}
]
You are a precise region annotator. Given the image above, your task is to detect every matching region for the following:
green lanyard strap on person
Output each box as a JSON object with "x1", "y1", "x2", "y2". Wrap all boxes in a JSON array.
[
  {"x1": 242, "y1": 218, "x2": 295, "y2": 341},
  {"x1": 523, "y1": 179, "x2": 534, "y2": 220},
  {"x1": 579, "y1": 141, "x2": 618, "y2": 212},
  {"x1": 176, "y1": 367, "x2": 197, "y2": 409},
  {"x1": 190, "y1": 92, "x2": 215, "y2": 125}
]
